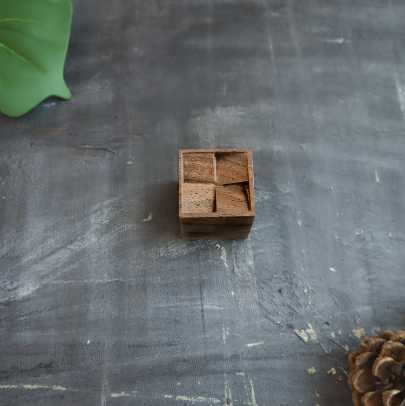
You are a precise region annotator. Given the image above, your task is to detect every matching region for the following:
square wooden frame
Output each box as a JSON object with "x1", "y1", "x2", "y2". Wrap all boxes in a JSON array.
[{"x1": 179, "y1": 149, "x2": 255, "y2": 240}]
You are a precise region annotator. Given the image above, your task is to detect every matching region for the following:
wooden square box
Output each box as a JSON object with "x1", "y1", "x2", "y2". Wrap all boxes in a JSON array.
[{"x1": 179, "y1": 149, "x2": 255, "y2": 240}]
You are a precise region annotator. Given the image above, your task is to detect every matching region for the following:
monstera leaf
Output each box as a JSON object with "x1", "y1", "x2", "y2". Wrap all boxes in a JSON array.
[{"x1": 0, "y1": 0, "x2": 73, "y2": 117}]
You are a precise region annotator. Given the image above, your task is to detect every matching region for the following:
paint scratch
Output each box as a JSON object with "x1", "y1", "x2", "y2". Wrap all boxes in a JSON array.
[
  {"x1": 306, "y1": 324, "x2": 317, "y2": 341},
  {"x1": 307, "y1": 366, "x2": 316, "y2": 374},
  {"x1": 330, "y1": 267, "x2": 336, "y2": 272},
  {"x1": 175, "y1": 395, "x2": 221, "y2": 403},
  {"x1": 293, "y1": 329, "x2": 309, "y2": 342},
  {"x1": 375, "y1": 170, "x2": 381, "y2": 184},
  {"x1": 0, "y1": 384, "x2": 66, "y2": 391},
  {"x1": 143, "y1": 212, "x2": 153, "y2": 222},
  {"x1": 327, "y1": 368, "x2": 336, "y2": 375},
  {"x1": 246, "y1": 341, "x2": 264, "y2": 347},
  {"x1": 352, "y1": 327, "x2": 365, "y2": 339},
  {"x1": 324, "y1": 38, "x2": 350, "y2": 44},
  {"x1": 293, "y1": 324, "x2": 317, "y2": 343},
  {"x1": 216, "y1": 244, "x2": 228, "y2": 267},
  {"x1": 111, "y1": 391, "x2": 133, "y2": 397},
  {"x1": 395, "y1": 77, "x2": 405, "y2": 118},
  {"x1": 249, "y1": 380, "x2": 258, "y2": 406}
]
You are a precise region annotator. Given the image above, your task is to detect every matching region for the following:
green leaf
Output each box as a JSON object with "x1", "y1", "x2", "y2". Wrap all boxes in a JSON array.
[{"x1": 0, "y1": 0, "x2": 73, "y2": 117}]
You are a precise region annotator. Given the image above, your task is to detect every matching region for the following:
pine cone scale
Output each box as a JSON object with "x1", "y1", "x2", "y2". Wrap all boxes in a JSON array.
[{"x1": 349, "y1": 330, "x2": 405, "y2": 406}]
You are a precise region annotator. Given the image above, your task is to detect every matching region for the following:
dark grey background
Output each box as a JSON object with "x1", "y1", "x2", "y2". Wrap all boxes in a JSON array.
[{"x1": 1, "y1": 0, "x2": 404, "y2": 405}]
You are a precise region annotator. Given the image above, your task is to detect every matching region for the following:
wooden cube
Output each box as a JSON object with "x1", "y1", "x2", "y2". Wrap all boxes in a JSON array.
[{"x1": 179, "y1": 149, "x2": 255, "y2": 240}]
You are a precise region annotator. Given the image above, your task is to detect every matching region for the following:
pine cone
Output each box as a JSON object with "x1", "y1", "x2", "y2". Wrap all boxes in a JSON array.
[{"x1": 348, "y1": 330, "x2": 405, "y2": 406}]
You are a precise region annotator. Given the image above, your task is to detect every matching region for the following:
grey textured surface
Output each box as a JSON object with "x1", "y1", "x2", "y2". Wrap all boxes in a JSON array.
[{"x1": 1, "y1": 0, "x2": 405, "y2": 405}]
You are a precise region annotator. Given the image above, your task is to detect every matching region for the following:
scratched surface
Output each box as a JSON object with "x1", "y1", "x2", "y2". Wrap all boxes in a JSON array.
[{"x1": 1, "y1": 0, "x2": 405, "y2": 405}]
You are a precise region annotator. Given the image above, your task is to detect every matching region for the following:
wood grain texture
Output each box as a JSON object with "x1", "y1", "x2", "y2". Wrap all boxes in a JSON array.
[
  {"x1": 179, "y1": 149, "x2": 255, "y2": 239},
  {"x1": 1, "y1": 1, "x2": 405, "y2": 405}
]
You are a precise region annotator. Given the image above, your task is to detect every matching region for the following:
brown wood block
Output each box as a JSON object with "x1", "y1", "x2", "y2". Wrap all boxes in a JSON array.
[
  {"x1": 183, "y1": 152, "x2": 216, "y2": 183},
  {"x1": 216, "y1": 151, "x2": 249, "y2": 185},
  {"x1": 179, "y1": 149, "x2": 255, "y2": 240},
  {"x1": 181, "y1": 183, "x2": 215, "y2": 214},
  {"x1": 216, "y1": 184, "x2": 250, "y2": 214}
]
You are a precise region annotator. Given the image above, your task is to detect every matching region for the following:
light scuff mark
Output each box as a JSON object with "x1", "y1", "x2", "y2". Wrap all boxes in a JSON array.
[
  {"x1": 324, "y1": 38, "x2": 350, "y2": 43},
  {"x1": 0, "y1": 384, "x2": 66, "y2": 391},
  {"x1": 352, "y1": 327, "x2": 365, "y2": 339},
  {"x1": 142, "y1": 212, "x2": 153, "y2": 222},
  {"x1": 176, "y1": 395, "x2": 222, "y2": 404},
  {"x1": 375, "y1": 170, "x2": 381, "y2": 184},
  {"x1": 111, "y1": 391, "x2": 133, "y2": 398},
  {"x1": 293, "y1": 329, "x2": 309, "y2": 342},
  {"x1": 222, "y1": 325, "x2": 229, "y2": 344},
  {"x1": 216, "y1": 244, "x2": 228, "y2": 267},
  {"x1": 306, "y1": 324, "x2": 317, "y2": 341},
  {"x1": 249, "y1": 380, "x2": 258, "y2": 406},
  {"x1": 293, "y1": 324, "x2": 317, "y2": 343},
  {"x1": 395, "y1": 77, "x2": 405, "y2": 118},
  {"x1": 246, "y1": 342, "x2": 264, "y2": 347}
]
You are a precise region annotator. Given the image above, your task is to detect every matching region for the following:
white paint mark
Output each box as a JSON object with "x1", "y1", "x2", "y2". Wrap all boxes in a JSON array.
[
  {"x1": 316, "y1": 391, "x2": 320, "y2": 397},
  {"x1": 0, "y1": 384, "x2": 66, "y2": 391},
  {"x1": 331, "y1": 332, "x2": 335, "y2": 338},
  {"x1": 324, "y1": 38, "x2": 350, "y2": 44},
  {"x1": 175, "y1": 395, "x2": 221, "y2": 403},
  {"x1": 249, "y1": 380, "x2": 258, "y2": 406},
  {"x1": 352, "y1": 327, "x2": 365, "y2": 339},
  {"x1": 330, "y1": 186, "x2": 333, "y2": 190},
  {"x1": 231, "y1": 291, "x2": 234, "y2": 296},
  {"x1": 100, "y1": 340, "x2": 112, "y2": 406},
  {"x1": 222, "y1": 325, "x2": 227, "y2": 344},
  {"x1": 164, "y1": 395, "x2": 173, "y2": 398},
  {"x1": 343, "y1": 345, "x2": 349, "y2": 352},
  {"x1": 224, "y1": 372, "x2": 232, "y2": 404},
  {"x1": 53, "y1": 386, "x2": 66, "y2": 391},
  {"x1": 375, "y1": 170, "x2": 381, "y2": 184},
  {"x1": 216, "y1": 244, "x2": 228, "y2": 267},
  {"x1": 126, "y1": 161, "x2": 133, "y2": 165},
  {"x1": 87, "y1": 340, "x2": 90, "y2": 344},
  {"x1": 306, "y1": 324, "x2": 317, "y2": 341},
  {"x1": 330, "y1": 267, "x2": 336, "y2": 272},
  {"x1": 395, "y1": 77, "x2": 405, "y2": 118},
  {"x1": 355, "y1": 230, "x2": 364, "y2": 235},
  {"x1": 307, "y1": 366, "x2": 316, "y2": 374},
  {"x1": 111, "y1": 391, "x2": 133, "y2": 397},
  {"x1": 246, "y1": 342, "x2": 264, "y2": 347},
  {"x1": 236, "y1": 372, "x2": 245, "y2": 376},
  {"x1": 293, "y1": 329, "x2": 309, "y2": 342},
  {"x1": 142, "y1": 212, "x2": 153, "y2": 222},
  {"x1": 389, "y1": 232, "x2": 392, "y2": 238}
]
